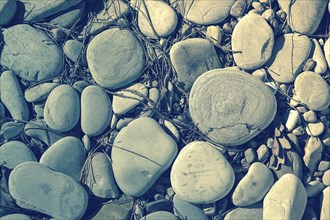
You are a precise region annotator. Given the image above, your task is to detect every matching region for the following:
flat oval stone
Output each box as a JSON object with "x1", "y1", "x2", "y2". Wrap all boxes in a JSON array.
[
  {"x1": 232, "y1": 162, "x2": 274, "y2": 206},
  {"x1": 112, "y1": 117, "x2": 177, "y2": 197},
  {"x1": 176, "y1": 0, "x2": 236, "y2": 25},
  {"x1": 44, "y1": 85, "x2": 80, "y2": 132},
  {"x1": 0, "y1": 141, "x2": 37, "y2": 169},
  {"x1": 263, "y1": 173, "x2": 307, "y2": 220},
  {"x1": 8, "y1": 162, "x2": 88, "y2": 219},
  {"x1": 0, "y1": 214, "x2": 31, "y2": 220},
  {"x1": 278, "y1": 0, "x2": 328, "y2": 35},
  {"x1": 232, "y1": 13, "x2": 274, "y2": 70},
  {"x1": 170, "y1": 141, "x2": 235, "y2": 204},
  {"x1": 172, "y1": 194, "x2": 208, "y2": 220},
  {"x1": 81, "y1": 85, "x2": 112, "y2": 136},
  {"x1": 40, "y1": 136, "x2": 86, "y2": 181},
  {"x1": 0, "y1": 25, "x2": 63, "y2": 82},
  {"x1": 87, "y1": 28, "x2": 145, "y2": 89},
  {"x1": 224, "y1": 203, "x2": 263, "y2": 220},
  {"x1": 320, "y1": 187, "x2": 330, "y2": 220},
  {"x1": 294, "y1": 71, "x2": 330, "y2": 111},
  {"x1": 24, "y1": 83, "x2": 58, "y2": 103},
  {"x1": 0, "y1": 0, "x2": 17, "y2": 25},
  {"x1": 189, "y1": 68, "x2": 277, "y2": 146},
  {"x1": 87, "y1": 153, "x2": 119, "y2": 199},
  {"x1": 0, "y1": 71, "x2": 29, "y2": 121},
  {"x1": 266, "y1": 34, "x2": 312, "y2": 83},
  {"x1": 136, "y1": 0, "x2": 178, "y2": 38},
  {"x1": 170, "y1": 38, "x2": 222, "y2": 91}
]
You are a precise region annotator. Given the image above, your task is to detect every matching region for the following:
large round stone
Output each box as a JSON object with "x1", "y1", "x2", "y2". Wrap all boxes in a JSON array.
[
  {"x1": 189, "y1": 68, "x2": 277, "y2": 146},
  {"x1": 170, "y1": 141, "x2": 235, "y2": 204},
  {"x1": 87, "y1": 28, "x2": 145, "y2": 89}
]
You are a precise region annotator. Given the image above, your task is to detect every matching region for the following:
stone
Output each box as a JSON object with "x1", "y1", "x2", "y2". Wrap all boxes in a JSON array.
[
  {"x1": 230, "y1": 0, "x2": 247, "y2": 18},
  {"x1": 63, "y1": 39, "x2": 87, "y2": 66},
  {"x1": 170, "y1": 38, "x2": 222, "y2": 91},
  {"x1": 284, "y1": 110, "x2": 300, "y2": 132},
  {"x1": 0, "y1": 0, "x2": 17, "y2": 25},
  {"x1": 24, "y1": 120, "x2": 64, "y2": 146},
  {"x1": 189, "y1": 68, "x2": 277, "y2": 146},
  {"x1": 232, "y1": 162, "x2": 274, "y2": 206},
  {"x1": 251, "y1": 2, "x2": 265, "y2": 13},
  {"x1": 163, "y1": 120, "x2": 180, "y2": 142},
  {"x1": 244, "y1": 148, "x2": 257, "y2": 164},
  {"x1": 116, "y1": 118, "x2": 134, "y2": 130},
  {"x1": 303, "y1": 110, "x2": 317, "y2": 123},
  {"x1": 112, "y1": 117, "x2": 177, "y2": 197},
  {"x1": 170, "y1": 141, "x2": 235, "y2": 204},
  {"x1": 82, "y1": 135, "x2": 91, "y2": 153},
  {"x1": 320, "y1": 187, "x2": 330, "y2": 220},
  {"x1": 294, "y1": 71, "x2": 330, "y2": 111},
  {"x1": 87, "y1": 28, "x2": 145, "y2": 89},
  {"x1": 323, "y1": 170, "x2": 330, "y2": 186},
  {"x1": 0, "y1": 214, "x2": 31, "y2": 220},
  {"x1": 0, "y1": 25, "x2": 63, "y2": 82},
  {"x1": 278, "y1": 0, "x2": 328, "y2": 35},
  {"x1": 311, "y1": 39, "x2": 328, "y2": 74},
  {"x1": 112, "y1": 83, "x2": 148, "y2": 115},
  {"x1": 305, "y1": 180, "x2": 325, "y2": 197},
  {"x1": 324, "y1": 38, "x2": 330, "y2": 68},
  {"x1": 48, "y1": 1, "x2": 85, "y2": 28},
  {"x1": 206, "y1": 26, "x2": 223, "y2": 44},
  {"x1": 172, "y1": 194, "x2": 208, "y2": 220},
  {"x1": 306, "y1": 121, "x2": 325, "y2": 136},
  {"x1": 0, "y1": 71, "x2": 29, "y2": 121},
  {"x1": 175, "y1": 0, "x2": 236, "y2": 25},
  {"x1": 86, "y1": 152, "x2": 119, "y2": 199},
  {"x1": 9, "y1": 162, "x2": 88, "y2": 219},
  {"x1": 262, "y1": 9, "x2": 275, "y2": 21},
  {"x1": 140, "y1": 87, "x2": 160, "y2": 117},
  {"x1": 304, "y1": 137, "x2": 323, "y2": 173},
  {"x1": 224, "y1": 203, "x2": 263, "y2": 220},
  {"x1": 232, "y1": 13, "x2": 274, "y2": 69},
  {"x1": 145, "y1": 199, "x2": 172, "y2": 214},
  {"x1": 24, "y1": 83, "x2": 58, "y2": 103},
  {"x1": 40, "y1": 136, "x2": 86, "y2": 181},
  {"x1": 319, "y1": 161, "x2": 330, "y2": 172},
  {"x1": 135, "y1": 0, "x2": 178, "y2": 38},
  {"x1": 81, "y1": 85, "x2": 112, "y2": 136},
  {"x1": 272, "y1": 150, "x2": 303, "y2": 180},
  {"x1": 0, "y1": 102, "x2": 5, "y2": 127},
  {"x1": 302, "y1": 206, "x2": 318, "y2": 220},
  {"x1": 72, "y1": 80, "x2": 90, "y2": 93},
  {"x1": 266, "y1": 34, "x2": 312, "y2": 83},
  {"x1": 44, "y1": 85, "x2": 80, "y2": 132},
  {"x1": 263, "y1": 174, "x2": 307, "y2": 220},
  {"x1": 0, "y1": 122, "x2": 24, "y2": 141},
  {"x1": 252, "y1": 68, "x2": 267, "y2": 81},
  {"x1": 15, "y1": 0, "x2": 81, "y2": 22},
  {"x1": 143, "y1": 211, "x2": 178, "y2": 220},
  {"x1": 0, "y1": 141, "x2": 37, "y2": 169},
  {"x1": 257, "y1": 144, "x2": 269, "y2": 162}
]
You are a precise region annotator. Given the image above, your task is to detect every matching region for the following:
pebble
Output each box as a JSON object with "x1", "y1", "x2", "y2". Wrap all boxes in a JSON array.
[
  {"x1": 189, "y1": 68, "x2": 277, "y2": 146},
  {"x1": 0, "y1": 0, "x2": 17, "y2": 25},
  {"x1": 112, "y1": 83, "x2": 148, "y2": 115},
  {"x1": 232, "y1": 13, "x2": 274, "y2": 70},
  {"x1": 284, "y1": 110, "x2": 300, "y2": 132},
  {"x1": 306, "y1": 121, "x2": 325, "y2": 136},
  {"x1": 0, "y1": 214, "x2": 31, "y2": 220},
  {"x1": 136, "y1": 0, "x2": 178, "y2": 38},
  {"x1": 252, "y1": 68, "x2": 267, "y2": 81},
  {"x1": 24, "y1": 83, "x2": 58, "y2": 103},
  {"x1": 144, "y1": 199, "x2": 172, "y2": 214},
  {"x1": 87, "y1": 152, "x2": 119, "y2": 199},
  {"x1": 323, "y1": 170, "x2": 330, "y2": 186},
  {"x1": 303, "y1": 58, "x2": 316, "y2": 72},
  {"x1": 72, "y1": 80, "x2": 89, "y2": 93},
  {"x1": 305, "y1": 180, "x2": 325, "y2": 197},
  {"x1": 177, "y1": 0, "x2": 236, "y2": 25},
  {"x1": 206, "y1": 26, "x2": 223, "y2": 44},
  {"x1": 170, "y1": 141, "x2": 235, "y2": 204},
  {"x1": 0, "y1": 25, "x2": 63, "y2": 82},
  {"x1": 169, "y1": 38, "x2": 222, "y2": 91},
  {"x1": 0, "y1": 102, "x2": 5, "y2": 126},
  {"x1": 63, "y1": 39, "x2": 88, "y2": 66},
  {"x1": 304, "y1": 137, "x2": 323, "y2": 173},
  {"x1": 1, "y1": 122, "x2": 24, "y2": 141},
  {"x1": 40, "y1": 136, "x2": 86, "y2": 181},
  {"x1": 232, "y1": 162, "x2": 274, "y2": 206},
  {"x1": 278, "y1": 0, "x2": 328, "y2": 35},
  {"x1": 273, "y1": 150, "x2": 303, "y2": 180},
  {"x1": 262, "y1": 9, "x2": 275, "y2": 21},
  {"x1": 263, "y1": 174, "x2": 307, "y2": 219},
  {"x1": 230, "y1": 0, "x2": 247, "y2": 18},
  {"x1": 0, "y1": 71, "x2": 29, "y2": 121},
  {"x1": 163, "y1": 120, "x2": 180, "y2": 142},
  {"x1": 311, "y1": 39, "x2": 328, "y2": 74},
  {"x1": 324, "y1": 38, "x2": 330, "y2": 68},
  {"x1": 251, "y1": 2, "x2": 265, "y2": 13},
  {"x1": 289, "y1": 94, "x2": 300, "y2": 107},
  {"x1": 143, "y1": 211, "x2": 178, "y2": 220},
  {"x1": 320, "y1": 187, "x2": 330, "y2": 220},
  {"x1": 82, "y1": 135, "x2": 91, "y2": 153},
  {"x1": 257, "y1": 144, "x2": 269, "y2": 162},
  {"x1": 140, "y1": 88, "x2": 160, "y2": 117},
  {"x1": 112, "y1": 117, "x2": 177, "y2": 197},
  {"x1": 303, "y1": 110, "x2": 317, "y2": 123},
  {"x1": 224, "y1": 203, "x2": 263, "y2": 220},
  {"x1": 302, "y1": 206, "x2": 318, "y2": 220},
  {"x1": 0, "y1": 141, "x2": 37, "y2": 169},
  {"x1": 48, "y1": 1, "x2": 85, "y2": 28},
  {"x1": 244, "y1": 148, "x2": 257, "y2": 164},
  {"x1": 81, "y1": 85, "x2": 112, "y2": 136},
  {"x1": 87, "y1": 28, "x2": 145, "y2": 89},
  {"x1": 44, "y1": 85, "x2": 80, "y2": 132},
  {"x1": 9, "y1": 162, "x2": 88, "y2": 219},
  {"x1": 292, "y1": 125, "x2": 305, "y2": 136},
  {"x1": 172, "y1": 194, "x2": 208, "y2": 220},
  {"x1": 294, "y1": 71, "x2": 330, "y2": 111},
  {"x1": 319, "y1": 161, "x2": 330, "y2": 172},
  {"x1": 116, "y1": 118, "x2": 134, "y2": 130},
  {"x1": 266, "y1": 34, "x2": 312, "y2": 83},
  {"x1": 24, "y1": 120, "x2": 64, "y2": 146}
]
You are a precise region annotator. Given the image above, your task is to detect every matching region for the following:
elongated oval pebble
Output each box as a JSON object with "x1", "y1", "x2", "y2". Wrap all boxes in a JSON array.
[{"x1": 24, "y1": 83, "x2": 58, "y2": 103}]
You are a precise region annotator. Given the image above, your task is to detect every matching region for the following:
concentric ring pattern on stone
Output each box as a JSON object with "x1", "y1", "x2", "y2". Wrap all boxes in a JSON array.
[
  {"x1": 189, "y1": 68, "x2": 277, "y2": 146},
  {"x1": 87, "y1": 28, "x2": 145, "y2": 89}
]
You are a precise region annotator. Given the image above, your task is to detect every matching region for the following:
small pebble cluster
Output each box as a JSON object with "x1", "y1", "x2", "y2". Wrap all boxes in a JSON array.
[{"x1": 0, "y1": 0, "x2": 329, "y2": 220}]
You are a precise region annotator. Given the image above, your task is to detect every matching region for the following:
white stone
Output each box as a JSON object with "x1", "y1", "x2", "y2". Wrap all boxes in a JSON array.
[
  {"x1": 285, "y1": 110, "x2": 300, "y2": 132},
  {"x1": 306, "y1": 121, "x2": 325, "y2": 136},
  {"x1": 303, "y1": 137, "x2": 323, "y2": 172}
]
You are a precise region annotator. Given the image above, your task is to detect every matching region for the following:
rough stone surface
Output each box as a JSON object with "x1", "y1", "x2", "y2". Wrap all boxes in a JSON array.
[
  {"x1": 171, "y1": 141, "x2": 235, "y2": 204},
  {"x1": 0, "y1": 25, "x2": 63, "y2": 82},
  {"x1": 8, "y1": 162, "x2": 88, "y2": 219},
  {"x1": 189, "y1": 68, "x2": 277, "y2": 146},
  {"x1": 0, "y1": 0, "x2": 17, "y2": 25},
  {"x1": 24, "y1": 83, "x2": 58, "y2": 103},
  {"x1": 266, "y1": 34, "x2": 312, "y2": 83},
  {"x1": 232, "y1": 13, "x2": 274, "y2": 69},
  {"x1": 87, "y1": 28, "x2": 145, "y2": 89}
]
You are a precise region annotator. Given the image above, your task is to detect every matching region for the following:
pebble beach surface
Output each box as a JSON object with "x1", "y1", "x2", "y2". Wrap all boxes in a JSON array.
[{"x1": 0, "y1": 0, "x2": 329, "y2": 220}]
